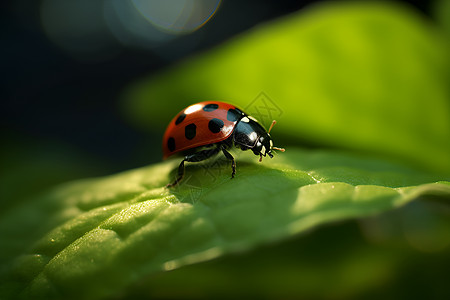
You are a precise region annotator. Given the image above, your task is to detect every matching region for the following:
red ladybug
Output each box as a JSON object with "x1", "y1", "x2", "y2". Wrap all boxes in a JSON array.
[{"x1": 163, "y1": 101, "x2": 285, "y2": 187}]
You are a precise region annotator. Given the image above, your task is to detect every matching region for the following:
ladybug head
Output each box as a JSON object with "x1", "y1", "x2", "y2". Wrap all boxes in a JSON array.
[
  {"x1": 252, "y1": 134, "x2": 273, "y2": 159},
  {"x1": 233, "y1": 118, "x2": 285, "y2": 161},
  {"x1": 252, "y1": 120, "x2": 285, "y2": 162}
]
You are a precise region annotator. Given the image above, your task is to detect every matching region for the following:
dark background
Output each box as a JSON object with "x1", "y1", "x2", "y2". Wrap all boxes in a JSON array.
[{"x1": 0, "y1": 0, "x2": 436, "y2": 184}]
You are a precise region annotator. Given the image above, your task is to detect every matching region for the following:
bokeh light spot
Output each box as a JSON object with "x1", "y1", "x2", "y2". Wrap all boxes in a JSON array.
[
  {"x1": 131, "y1": 0, "x2": 221, "y2": 34},
  {"x1": 104, "y1": 0, "x2": 176, "y2": 48}
]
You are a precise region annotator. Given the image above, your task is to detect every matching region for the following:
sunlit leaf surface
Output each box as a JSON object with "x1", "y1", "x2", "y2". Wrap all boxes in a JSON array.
[{"x1": 1, "y1": 148, "x2": 448, "y2": 299}]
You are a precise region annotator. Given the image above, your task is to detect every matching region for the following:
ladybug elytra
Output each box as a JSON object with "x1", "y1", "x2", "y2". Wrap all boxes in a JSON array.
[{"x1": 163, "y1": 101, "x2": 285, "y2": 187}]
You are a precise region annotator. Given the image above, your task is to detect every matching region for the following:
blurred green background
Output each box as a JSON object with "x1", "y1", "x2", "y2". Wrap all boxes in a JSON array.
[{"x1": 1, "y1": 0, "x2": 450, "y2": 299}]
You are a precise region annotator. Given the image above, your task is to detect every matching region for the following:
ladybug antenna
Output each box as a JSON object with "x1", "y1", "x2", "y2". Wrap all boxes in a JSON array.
[
  {"x1": 268, "y1": 120, "x2": 277, "y2": 133},
  {"x1": 268, "y1": 120, "x2": 285, "y2": 153},
  {"x1": 272, "y1": 146, "x2": 285, "y2": 152}
]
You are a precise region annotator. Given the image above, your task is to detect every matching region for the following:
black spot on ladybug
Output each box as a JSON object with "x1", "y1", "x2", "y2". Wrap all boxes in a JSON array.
[
  {"x1": 185, "y1": 123, "x2": 197, "y2": 140},
  {"x1": 203, "y1": 103, "x2": 219, "y2": 112},
  {"x1": 227, "y1": 108, "x2": 243, "y2": 122},
  {"x1": 167, "y1": 137, "x2": 176, "y2": 152},
  {"x1": 175, "y1": 113, "x2": 186, "y2": 125},
  {"x1": 208, "y1": 118, "x2": 224, "y2": 133}
]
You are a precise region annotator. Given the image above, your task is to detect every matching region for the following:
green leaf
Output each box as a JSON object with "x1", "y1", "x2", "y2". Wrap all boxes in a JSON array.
[
  {"x1": 1, "y1": 148, "x2": 449, "y2": 299},
  {"x1": 122, "y1": 1, "x2": 450, "y2": 174}
]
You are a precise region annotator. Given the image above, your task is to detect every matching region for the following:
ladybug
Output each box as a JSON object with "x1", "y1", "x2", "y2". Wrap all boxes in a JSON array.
[{"x1": 163, "y1": 101, "x2": 285, "y2": 187}]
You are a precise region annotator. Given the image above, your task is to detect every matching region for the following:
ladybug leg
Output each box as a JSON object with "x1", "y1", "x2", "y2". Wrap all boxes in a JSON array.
[
  {"x1": 166, "y1": 147, "x2": 221, "y2": 188},
  {"x1": 221, "y1": 148, "x2": 236, "y2": 178},
  {"x1": 166, "y1": 160, "x2": 186, "y2": 188}
]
